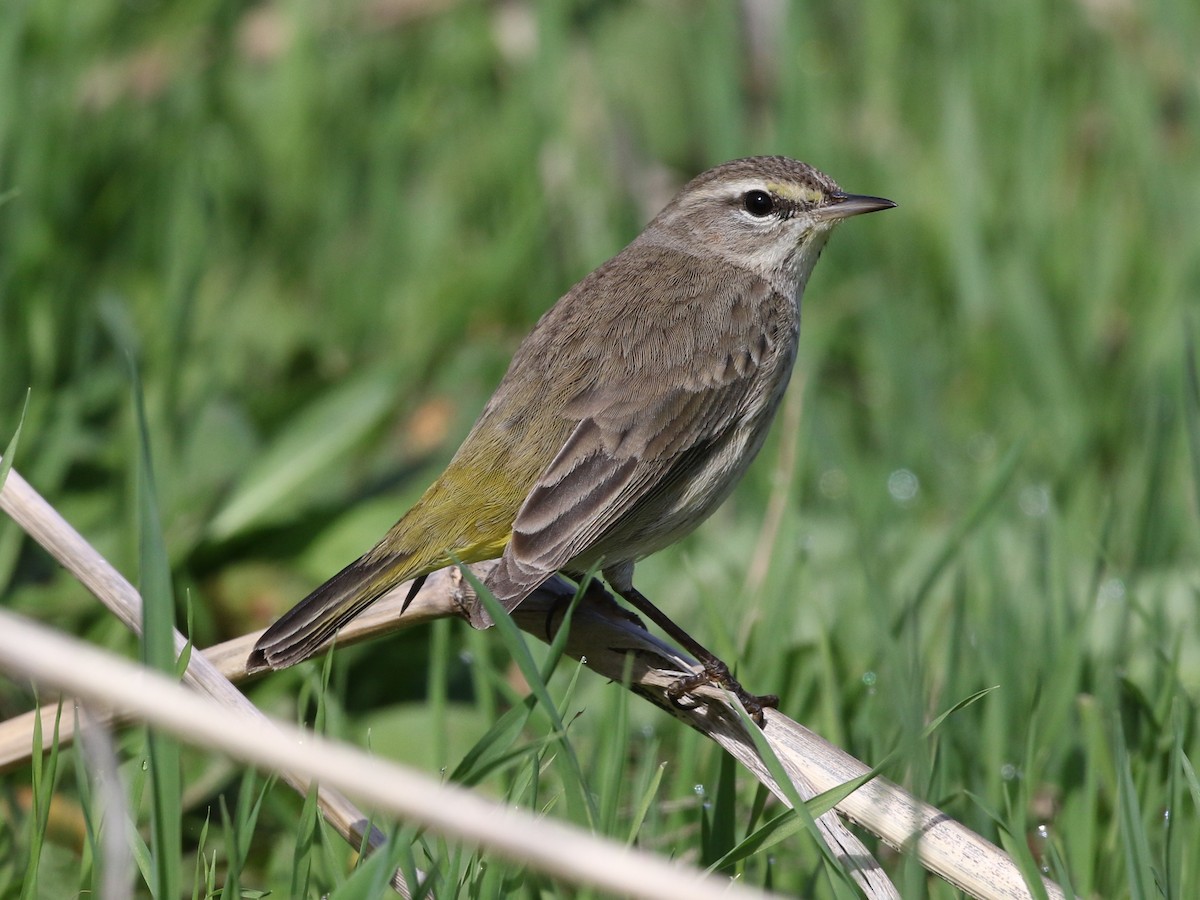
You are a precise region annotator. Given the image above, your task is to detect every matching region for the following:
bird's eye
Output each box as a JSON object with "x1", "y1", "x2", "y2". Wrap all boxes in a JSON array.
[{"x1": 742, "y1": 190, "x2": 775, "y2": 217}]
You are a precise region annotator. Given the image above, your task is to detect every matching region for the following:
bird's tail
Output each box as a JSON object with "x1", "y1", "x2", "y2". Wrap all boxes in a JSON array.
[{"x1": 248, "y1": 551, "x2": 414, "y2": 672}]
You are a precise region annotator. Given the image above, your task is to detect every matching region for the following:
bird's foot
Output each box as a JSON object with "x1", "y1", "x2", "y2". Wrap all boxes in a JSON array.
[{"x1": 667, "y1": 658, "x2": 779, "y2": 727}]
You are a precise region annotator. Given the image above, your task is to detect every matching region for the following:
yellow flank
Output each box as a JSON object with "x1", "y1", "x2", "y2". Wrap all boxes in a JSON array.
[
  {"x1": 413, "y1": 532, "x2": 512, "y2": 577},
  {"x1": 364, "y1": 448, "x2": 529, "y2": 585}
]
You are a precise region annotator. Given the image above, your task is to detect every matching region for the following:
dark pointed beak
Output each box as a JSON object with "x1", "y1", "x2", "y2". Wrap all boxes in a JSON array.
[{"x1": 816, "y1": 192, "x2": 897, "y2": 221}]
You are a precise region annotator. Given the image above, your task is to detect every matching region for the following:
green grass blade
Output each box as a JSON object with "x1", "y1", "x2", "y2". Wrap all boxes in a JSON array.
[
  {"x1": 114, "y1": 334, "x2": 182, "y2": 900},
  {"x1": 19, "y1": 698, "x2": 62, "y2": 900},
  {"x1": 449, "y1": 694, "x2": 537, "y2": 786},
  {"x1": 1115, "y1": 719, "x2": 1156, "y2": 900},
  {"x1": 190, "y1": 810, "x2": 211, "y2": 900},
  {"x1": 1164, "y1": 699, "x2": 1188, "y2": 900},
  {"x1": 1183, "y1": 324, "x2": 1200, "y2": 529},
  {"x1": 0, "y1": 387, "x2": 28, "y2": 490},
  {"x1": 701, "y1": 748, "x2": 738, "y2": 871},
  {"x1": 625, "y1": 761, "x2": 667, "y2": 846},
  {"x1": 218, "y1": 774, "x2": 275, "y2": 899},
  {"x1": 207, "y1": 372, "x2": 396, "y2": 541},
  {"x1": 290, "y1": 780, "x2": 321, "y2": 899},
  {"x1": 461, "y1": 566, "x2": 599, "y2": 828},
  {"x1": 710, "y1": 807, "x2": 803, "y2": 871},
  {"x1": 893, "y1": 441, "x2": 1023, "y2": 633},
  {"x1": 813, "y1": 686, "x2": 995, "y2": 821},
  {"x1": 728, "y1": 702, "x2": 857, "y2": 891},
  {"x1": 0, "y1": 388, "x2": 31, "y2": 592}
]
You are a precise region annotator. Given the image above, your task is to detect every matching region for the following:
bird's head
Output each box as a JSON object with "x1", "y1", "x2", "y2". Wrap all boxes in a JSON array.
[{"x1": 647, "y1": 156, "x2": 895, "y2": 292}]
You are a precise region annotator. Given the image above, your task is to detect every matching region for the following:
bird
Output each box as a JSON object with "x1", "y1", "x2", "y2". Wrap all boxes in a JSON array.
[{"x1": 249, "y1": 156, "x2": 894, "y2": 721}]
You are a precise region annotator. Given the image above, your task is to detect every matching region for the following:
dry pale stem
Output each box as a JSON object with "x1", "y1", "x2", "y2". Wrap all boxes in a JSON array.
[{"x1": 1, "y1": 462, "x2": 1066, "y2": 900}]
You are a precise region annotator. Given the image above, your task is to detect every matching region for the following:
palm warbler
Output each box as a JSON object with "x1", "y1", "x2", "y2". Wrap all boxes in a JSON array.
[{"x1": 250, "y1": 156, "x2": 894, "y2": 719}]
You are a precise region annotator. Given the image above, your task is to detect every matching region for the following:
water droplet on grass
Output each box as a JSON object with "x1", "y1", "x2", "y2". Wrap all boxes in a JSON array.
[
  {"x1": 887, "y1": 468, "x2": 919, "y2": 503},
  {"x1": 1019, "y1": 484, "x2": 1050, "y2": 517},
  {"x1": 819, "y1": 467, "x2": 847, "y2": 499},
  {"x1": 1097, "y1": 577, "x2": 1126, "y2": 606}
]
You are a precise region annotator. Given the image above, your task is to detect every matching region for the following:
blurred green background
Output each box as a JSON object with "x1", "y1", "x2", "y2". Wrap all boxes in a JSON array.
[{"x1": 2, "y1": 0, "x2": 1199, "y2": 896}]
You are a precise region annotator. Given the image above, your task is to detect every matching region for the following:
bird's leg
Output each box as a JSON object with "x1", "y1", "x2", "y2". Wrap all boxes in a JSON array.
[
  {"x1": 577, "y1": 576, "x2": 646, "y2": 627},
  {"x1": 534, "y1": 572, "x2": 634, "y2": 640},
  {"x1": 611, "y1": 585, "x2": 779, "y2": 726}
]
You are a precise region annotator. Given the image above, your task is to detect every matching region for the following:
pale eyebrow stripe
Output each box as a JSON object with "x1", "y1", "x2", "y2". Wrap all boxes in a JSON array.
[{"x1": 688, "y1": 180, "x2": 825, "y2": 206}]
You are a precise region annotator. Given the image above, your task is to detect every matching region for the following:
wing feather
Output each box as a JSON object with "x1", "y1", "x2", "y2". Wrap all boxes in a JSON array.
[{"x1": 477, "y1": 259, "x2": 791, "y2": 624}]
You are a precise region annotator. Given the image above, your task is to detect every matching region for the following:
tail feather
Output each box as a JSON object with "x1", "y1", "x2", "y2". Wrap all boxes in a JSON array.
[
  {"x1": 471, "y1": 551, "x2": 554, "y2": 628},
  {"x1": 249, "y1": 552, "x2": 409, "y2": 671}
]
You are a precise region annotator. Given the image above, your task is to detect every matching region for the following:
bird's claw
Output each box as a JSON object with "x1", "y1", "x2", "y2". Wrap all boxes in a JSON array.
[{"x1": 666, "y1": 659, "x2": 778, "y2": 727}]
